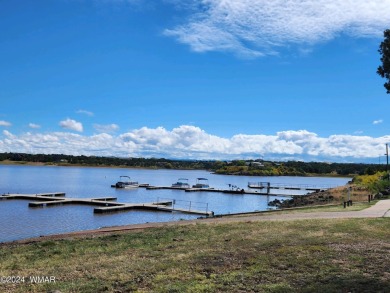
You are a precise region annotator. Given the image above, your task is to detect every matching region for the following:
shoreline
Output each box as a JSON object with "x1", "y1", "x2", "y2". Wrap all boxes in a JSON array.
[
  {"x1": 0, "y1": 165, "x2": 356, "y2": 244},
  {"x1": 4, "y1": 199, "x2": 389, "y2": 246}
]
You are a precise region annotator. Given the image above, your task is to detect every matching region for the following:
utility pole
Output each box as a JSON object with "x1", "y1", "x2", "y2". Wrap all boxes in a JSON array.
[{"x1": 386, "y1": 143, "x2": 389, "y2": 180}]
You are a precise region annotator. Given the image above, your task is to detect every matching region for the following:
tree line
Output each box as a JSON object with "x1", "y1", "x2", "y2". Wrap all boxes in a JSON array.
[
  {"x1": 0, "y1": 152, "x2": 216, "y2": 170},
  {"x1": 214, "y1": 160, "x2": 386, "y2": 176},
  {"x1": 0, "y1": 152, "x2": 387, "y2": 176}
]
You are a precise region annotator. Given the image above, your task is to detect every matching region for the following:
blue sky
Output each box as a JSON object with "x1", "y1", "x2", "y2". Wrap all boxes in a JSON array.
[{"x1": 1, "y1": 0, "x2": 390, "y2": 162}]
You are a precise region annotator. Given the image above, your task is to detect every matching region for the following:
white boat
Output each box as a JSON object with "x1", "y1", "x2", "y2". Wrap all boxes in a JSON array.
[
  {"x1": 172, "y1": 178, "x2": 190, "y2": 188},
  {"x1": 192, "y1": 178, "x2": 210, "y2": 189},
  {"x1": 114, "y1": 176, "x2": 139, "y2": 189}
]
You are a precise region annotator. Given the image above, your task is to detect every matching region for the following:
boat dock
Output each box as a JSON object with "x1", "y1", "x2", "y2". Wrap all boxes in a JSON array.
[
  {"x1": 0, "y1": 193, "x2": 213, "y2": 217},
  {"x1": 144, "y1": 185, "x2": 296, "y2": 196},
  {"x1": 184, "y1": 188, "x2": 271, "y2": 195},
  {"x1": 0, "y1": 192, "x2": 66, "y2": 199},
  {"x1": 248, "y1": 182, "x2": 331, "y2": 193},
  {"x1": 146, "y1": 186, "x2": 189, "y2": 191},
  {"x1": 93, "y1": 201, "x2": 211, "y2": 216},
  {"x1": 111, "y1": 183, "x2": 150, "y2": 188}
]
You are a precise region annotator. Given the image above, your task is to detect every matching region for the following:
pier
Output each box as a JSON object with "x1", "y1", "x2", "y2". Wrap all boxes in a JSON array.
[
  {"x1": 0, "y1": 193, "x2": 213, "y2": 217},
  {"x1": 248, "y1": 182, "x2": 331, "y2": 193},
  {"x1": 144, "y1": 185, "x2": 297, "y2": 196},
  {"x1": 93, "y1": 199, "x2": 211, "y2": 216},
  {"x1": 0, "y1": 192, "x2": 66, "y2": 199}
]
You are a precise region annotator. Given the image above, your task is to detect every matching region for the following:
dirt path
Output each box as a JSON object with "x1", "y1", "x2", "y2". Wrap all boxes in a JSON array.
[
  {"x1": 208, "y1": 199, "x2": 390, "y2": 222},
  {"x1": 8, "y1": 200, "x2": 390, "y2": 245}
]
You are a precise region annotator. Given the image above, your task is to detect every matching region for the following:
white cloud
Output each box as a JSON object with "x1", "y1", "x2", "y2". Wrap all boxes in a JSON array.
[
  {"x1": 28, "y1": 123, "x2": 41, "y2": 129},
  {"x1": 59, "y1": 119, "x2": 83, "y2": 132},
  {"x1": 1, "y1": 125, "x2": 390, "y2": 162},
  {"x1": 373, "y1": 119, "x2": 383, "y2": 125},
  {"x1": 76, "y1": 110, "x2": 94, "y2": 117},
  {"x1": 165, "y1": 0, "x2": 390, "y2": 57},
  {"x1": 3, "y1": 130, "x2": 14, "y2": 138},
  {"x1": 93, "y1": 123, "x2": 119, "y2": 133},
  {"x1": 0, "y1": 120, "x2": 11, "y2": 127}
]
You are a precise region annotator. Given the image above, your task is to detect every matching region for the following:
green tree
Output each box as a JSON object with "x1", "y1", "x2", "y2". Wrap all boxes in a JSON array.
[{"x1": 377, "y1": 29, "x2": 390, "y2": 94}]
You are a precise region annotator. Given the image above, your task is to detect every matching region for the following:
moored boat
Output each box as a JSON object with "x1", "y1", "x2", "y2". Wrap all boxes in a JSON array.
[
  {"x1": 172, "y1": 178, "x2": 190, "y2": 188},
  {"x1": 192, "y1": 178, "x2": 210, "y2": 189},
  {"x1": 113, "y1": 176, "x2": 139, "y2": 189}
]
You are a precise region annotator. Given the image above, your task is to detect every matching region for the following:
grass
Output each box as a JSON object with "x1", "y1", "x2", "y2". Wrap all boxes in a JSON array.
[
  {"x1": 279, "y1": 201, "x2": 377, "y2": 213},
  {"x1": 1, "y1": 218, "x2": 389, "y2": 292},
  {"x1": 231, "y1": 201, "x2": 376, "y2": 218}
]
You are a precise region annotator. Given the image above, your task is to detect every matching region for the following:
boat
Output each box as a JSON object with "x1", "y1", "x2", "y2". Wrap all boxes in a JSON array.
[
  {"x1": 171, "y1": 178, "x2": 190, "y2": 188},
  {"x1": 113, "y1": 176, "x2": 139, "y2": 189},
  {"x1": 192, "y1": 178, "x2": 210, "y2": 189}
]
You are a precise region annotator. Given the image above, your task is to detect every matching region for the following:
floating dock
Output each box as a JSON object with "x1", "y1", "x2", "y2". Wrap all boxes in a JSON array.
[
  {"x1": 93, "y1": 201, "x2": 211, "y2": 216},
  {"x1": 0, "y1": 192, "x2": 66, "y2": 199},
  {"x1": 111, "y1": 183, "x2": 150, "y2": 188},
  {"x1": 0, "y1": 193, "x2": 213, "y2": 217},
  {"x1": 144, "y1": 185, "x2": 295, "y2": 196},
  {"x1": 146, "y1": 186, "x2": 189, "y2": 191},
  {"x1": 248, "y1": 182, "x2": 331, "y2": 193}
]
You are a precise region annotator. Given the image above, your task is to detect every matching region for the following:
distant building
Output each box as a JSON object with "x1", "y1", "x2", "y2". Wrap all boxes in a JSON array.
[
  {"x1": 251, "y1": 162, "x2": 264, "y2": 167},
  {"x1": 245, "y1": 161, "x2": 264, "y2": 167}
]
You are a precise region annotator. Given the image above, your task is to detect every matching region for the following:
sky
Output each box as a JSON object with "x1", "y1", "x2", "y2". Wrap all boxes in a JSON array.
[{"x1": 1, "y1": 0, "x2": 390, "y2": 163}]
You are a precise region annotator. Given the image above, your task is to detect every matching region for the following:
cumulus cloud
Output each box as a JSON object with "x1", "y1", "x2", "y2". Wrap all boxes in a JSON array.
[
  {"x1": 28, "y1": 123, "x2": 41, "y2": 129},
  {"x1": 76, "y1": 110, "x2": 94, "y2": 117},
  {"x1": 0, "y1": 120, "x2": 11, "y2": 127},
  {"x1": 373, "y1": 119, "x2": 383, "y2": 125},
  {"x1": 93, "y1": 123, "x2": 119, "y2": 133},
  {"x1": 59, "y1": 119, "x2": 83, "y2": 132},
  {"x1": 165, "y1": 0, "x2": 390, "y2": 57},
  {"x1": 0, "y1": 125, "x2": 389, "y2": 162}
]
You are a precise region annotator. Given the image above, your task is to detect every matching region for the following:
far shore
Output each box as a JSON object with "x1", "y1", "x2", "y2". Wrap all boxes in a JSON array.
[
  {"x1": 0, "y1": 160, "x2": 353, "y2": 178},
  {"x1": 0, "y1": 160, "x2": 184, "y2": 170}
]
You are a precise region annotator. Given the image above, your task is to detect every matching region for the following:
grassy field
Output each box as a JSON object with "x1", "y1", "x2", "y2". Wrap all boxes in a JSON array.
[
  {"x1": 273, "y1": 201, "x2": 376, "y2": 213},
  {"x1": 1, "y1": 217, "x2": 389, "y2": 292}
]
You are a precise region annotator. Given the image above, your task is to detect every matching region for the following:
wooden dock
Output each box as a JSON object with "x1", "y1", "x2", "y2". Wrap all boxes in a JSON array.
[
  {"x1": 111, "y1": 183, "x2": 150, "y2": 188},
  {"x1": 0, "y1": 193, "x2": 213, "y2": 217},
  {"x1": 93, "y1": 201, "x2": 212, "y2": 216},
  {"x1": 184, "y1": 188, "x2": 295, "y2": 196},
  {"x1": 146, "y1": 186, "x2": 190, "y2": 191},
  {"x1": 143, "y1": 185, "x2": 293, "y2": 196},
  {"x1": 0, "y1": 192, "x2": 66, "y2": 200},
  {"x1": 248, "y1": 182, "x2": 331, "y2": 193}
]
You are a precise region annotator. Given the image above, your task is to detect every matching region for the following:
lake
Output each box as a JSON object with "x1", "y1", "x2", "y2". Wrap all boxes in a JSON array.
[{"x1": 0, "y1": 165, "x2": 350, "y2": 242}]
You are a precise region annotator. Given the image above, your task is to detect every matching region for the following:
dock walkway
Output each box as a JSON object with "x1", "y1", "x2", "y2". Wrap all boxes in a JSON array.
[
  {"x1": 248, "y1": 182, "x2": 332, "y2": 193},
  {"x1": 0, "y1": 193, "x2": 213, "y2": 217},
  {"x1": 144, "y1": 185, "x2": 293, "y2": 196}
]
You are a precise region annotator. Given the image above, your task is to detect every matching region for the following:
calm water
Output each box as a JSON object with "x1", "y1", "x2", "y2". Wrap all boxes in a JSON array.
[{"x1": 0, "y1": 165, "x2": 350, "y2": 242}]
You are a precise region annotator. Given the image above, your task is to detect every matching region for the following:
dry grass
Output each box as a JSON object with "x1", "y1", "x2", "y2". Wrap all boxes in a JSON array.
[
  {"x1": 1, "y1": 218, "x2": 389, "y2": 292},
  {"x1": 328, "y1": 184, "x2": 371, "y2": 202}
]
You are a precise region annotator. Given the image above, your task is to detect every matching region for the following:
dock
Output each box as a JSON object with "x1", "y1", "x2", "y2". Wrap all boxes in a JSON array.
[
  {"x1": 146, "y1": 186, "x2": 189, "y2": 190},
  {"x1": 111, "y1": 183, "x2": 150, "y2": 188},
  {"x1": 248, "y1": 182, "x2": 331, "y2": 193},
  {"x1": 93, "y1": 201, "x2": 211, "y2": 216},
  {"x1": 0, "y1": 192, "x2": 66, "y2": 200},
  {"x1": 0, "y1": 193, "x2": 213, "y2": 217},
  {"x1": 143, "y1": 185, "x2": 293, "y2": 196}
]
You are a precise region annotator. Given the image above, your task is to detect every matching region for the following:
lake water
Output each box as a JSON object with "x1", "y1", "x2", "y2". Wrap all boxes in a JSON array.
[{"x1": 0, "y1": 165, "x2": 350, "y2": 242}]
